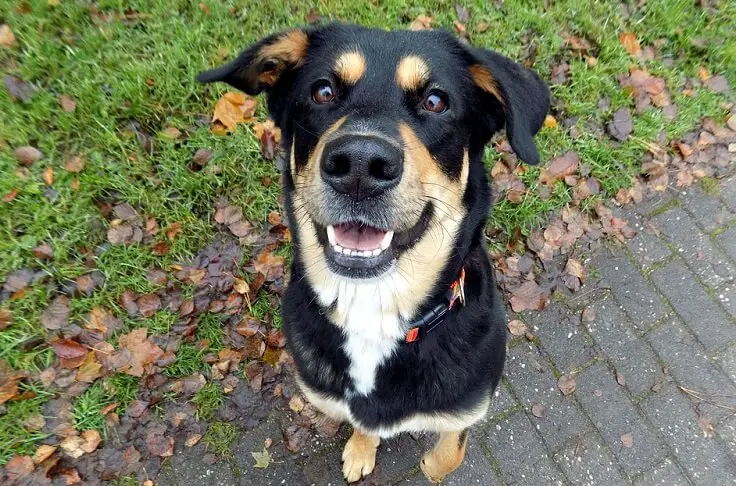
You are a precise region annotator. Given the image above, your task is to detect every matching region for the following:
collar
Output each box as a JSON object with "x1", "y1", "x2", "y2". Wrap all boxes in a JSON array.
[{"x1": 404, "y1": 267, "x2": 466, "y2": 343}]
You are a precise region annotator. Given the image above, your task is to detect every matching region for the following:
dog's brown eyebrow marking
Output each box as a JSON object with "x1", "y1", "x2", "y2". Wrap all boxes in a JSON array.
[
  {"x1": 469, "y1": 65, "x2": 504, "y2": 105},
  {"x1": 396, "y1": 55, "x2": 430, "y2": 91},
  {"x1": 257, "y1": 30, "x2": 309, "y2": 66},
  {"x1": 334, "y1": 51, "x2": 366, "y2": 85}
]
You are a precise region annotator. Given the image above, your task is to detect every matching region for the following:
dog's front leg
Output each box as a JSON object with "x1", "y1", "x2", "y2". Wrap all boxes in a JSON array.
[
  {"x1": 420, "y1": 429, "x2": 469, "y2": 483},
  {"x1": 341, "y1": 427, "x2": 381, "y2": 483}
]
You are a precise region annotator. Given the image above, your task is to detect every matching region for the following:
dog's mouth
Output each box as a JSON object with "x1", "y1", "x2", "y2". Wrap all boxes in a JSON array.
[{"x1": 314, "y1": 203, "x2": 433, "y2": 279}]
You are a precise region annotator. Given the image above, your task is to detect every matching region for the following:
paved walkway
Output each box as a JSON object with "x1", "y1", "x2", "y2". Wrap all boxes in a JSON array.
[{"x1": 161, "y1": 178, "x2": 736, "y2": 485}]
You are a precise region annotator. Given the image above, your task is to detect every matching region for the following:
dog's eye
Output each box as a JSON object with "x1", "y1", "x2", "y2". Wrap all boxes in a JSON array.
[
  {"x1": 422, "y1": 91, "x2": 448, "y2": 113},
  {"x1": 312, "y1": 82, "x2": 335, "y2": 104}
]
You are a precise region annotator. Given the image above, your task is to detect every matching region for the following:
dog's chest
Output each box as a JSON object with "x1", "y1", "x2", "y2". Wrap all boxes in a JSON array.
[{"x1": 312, "y1": 275, "x2": 408, "y2": 396}]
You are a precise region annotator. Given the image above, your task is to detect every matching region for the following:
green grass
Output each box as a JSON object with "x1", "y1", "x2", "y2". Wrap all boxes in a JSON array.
[
  {"x1": 193, "y1": 382, "x2": 225, "y2": 421},
  {"x1": 1, "y1": 0, "x2": 734, "y2": 465},
  {"x1": 202, "y1": 421, "x2": 239, "y2": 458}
]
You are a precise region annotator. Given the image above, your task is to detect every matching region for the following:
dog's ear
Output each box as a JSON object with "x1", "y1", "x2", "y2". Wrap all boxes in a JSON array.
[
  {"x1": 197, "y1": 29, "x2": 309, "y2": 95},
  {"x1": 467, "y1": 47, "x2": 550, "y2": 165}
]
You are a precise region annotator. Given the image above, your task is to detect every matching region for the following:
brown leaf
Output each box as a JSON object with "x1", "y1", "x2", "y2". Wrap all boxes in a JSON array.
[
  {"x1": 137, "y1": 293, "x2": 161, "y2": 317},
  {"x1": 80, "y1": 429, "x2": 102, "y2": 453},
  {"x1": 0, "y1": 360, "x2": 22, "y2": 405},
  {"x1": 0, "y1": 24, "x2": 17, "y2": 47},
  {"x1": 3, "y1": 188, "x2": 19, "y2": 203},
  {"x1": 211, "y1": 92, "x2": 257, "y2": 132},
  {"x1": 619, "y1": 32, "x2": 641, "y2": 56},
  {"x1": 283, "y1": 424, "x2": 311, "y2": 452},
  {"x1": 531, "y1": 403, "x2": 547, "y2": 418},
  {"x1": 509, "y1": 281, "x2": 548, "y2": 312},
  {"x1": 253, "y1": 119, "x2": 282, "y2": 160},
  {"x1": 0, "y1": 308, "x2": 12, "y2": 330},
  {"x1": 244, "y1": 336, "x2": 266, "y2": 359},
  {"x1": 165, "y1": 222, "x2": 182, "y2": 240},
  {"x1": 76, "y1": 352, "x2": 102, "y2": 383},
  {"x1": 254, "y1": 248, "x2": 285, "y2": 281},
  {"x1": 235, "y1": 318, "x2": 260, "y2": 337},
  {"x1": 116, "y1": 328, "x2": 163, "y2": 377},
  {"x1": 185, "y1": 433, "x2": 202, "y2": 447},
  {"x1": 215, "y1": 204, "x2": 243, "y2": 225},
  {"x1": 607, "y1": 108, "x2": 633, "y2": 141},
  {"x1": 14, "y1": 146, "x2": 43, "y2": 165},
  {"x1": 581, "y1": 307, "x2": 596, "y2": 323},
  {"x1": 42, "y1": 166, "x2": 54, "y2": 185},
  {"x1": 59, "y1": 95, "x2": 77, "y2": 112},
  {"x1": 557, "y1": 374, "x2": 576, "y2": 395},
  {"x1": 5, "y1": 455, "x2": 34, "y2": 481},
  {"x1": 63, "y1": 156, "x2": 85, "y2": 173},
  {"x1": 5, "y1": 75, "x2": 36, "y2": 102},
  {"x1": 146, "y1": 432, "x2": 175, "y2": 457},
  {"x1": 60, "y1": 430, "x2": 101, "y2": 459},
  {"x1": 506, "y1": 319, "x2": 527, "y2": 337},
  {"x1": 32, "y1": 242, "x2": 53, "y2": 259},
  {"x1": 543, "y1": 115, "x2": 558, "y2": 129},
  {"x1": 620, "y1": 432, "x2": 633, "y2": 448},
  {"x1": 32, "y1": 445, "x2": 57, "y2": 464},
  {"x1": 51, "y1": 338, "x2": 87, "y2": 360},
  {"x1": 564, "y1": 258, "x2": 585, "y2": 281},
  {"x1": 703, "y1": 75, "x2": 729, "y2": 93},
  {"x1": 572, "y1": 177, "x2": 600, "y2": 204},
  {"x1": 562, "y1": 33, "x2": 593, "y2": 54},
  {"x1": 615, "y1": 371, "x2": 626, "y2": 386},
  {"x1": 698, "y1": 415, "x2": 714, "y2": 437},
  {"x1": 161, "y1": 127, "x2": 181, "y2": 139},
  {"x1": 540, "y1": 151, "x2": 579, "y2": 185},
  {"x1": 229, "y1": 220, "x2": 253, "y2": 238},
  {"x1": 266, "y1": 329, "x2": 286, "y2": 348},
  {"x1": 409, "y1": 14, "x2": 433, "y2": 31},
  {"x1": 289, "y1": 395, "x2": 305, "y2": 413}
]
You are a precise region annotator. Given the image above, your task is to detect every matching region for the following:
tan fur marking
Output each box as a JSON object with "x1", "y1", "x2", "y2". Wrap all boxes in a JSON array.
[
  {"x1": 335, "y1": 51, "x2": 366, "y2": 85},
  {"x1": 420, "y1": 431, "x2": 469, "y2": 483},
  {"x1": 396, "y1": 55, "x2": 430, "y2": 90},
  {"x1": 469, "y1": 64, "x2": 504, "y2": 104},
  {"x1": 256, "y1": 30, "x2": 309, "y2": 86},
  {"x1": 342, "y1": 428, "x2": 380, "y2": 483}
]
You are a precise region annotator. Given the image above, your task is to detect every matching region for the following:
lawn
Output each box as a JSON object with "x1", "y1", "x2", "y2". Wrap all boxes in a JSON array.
[{"x1": 1, "y1": 0, "x2": 734, "y2": 479}]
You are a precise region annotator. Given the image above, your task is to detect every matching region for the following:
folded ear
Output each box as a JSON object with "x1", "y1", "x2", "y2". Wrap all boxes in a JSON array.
[
  {"x1": 467, "y1": 47, "x2": 550, "y2": 165},
  {"x1": 197, "y1": 29, "x2": 309, "y2": 95}
]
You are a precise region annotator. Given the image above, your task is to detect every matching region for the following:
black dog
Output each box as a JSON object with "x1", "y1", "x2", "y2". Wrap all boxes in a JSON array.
[{"x1": 199, "y1": 23, "x2": 549, "y2": 483}]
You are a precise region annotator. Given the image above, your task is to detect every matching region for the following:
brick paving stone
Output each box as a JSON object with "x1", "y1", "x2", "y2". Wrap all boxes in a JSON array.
[
  {"x1": 714, "y1": 282, "x2": 736, "y2": 319},
  {"x1": 715, "y1": 344, "x2": 736, "y2": 385},
  {"x1": 650, "y1": 261, "x2": 735, "y2": 352},
  {"x1": 633, "y1": 191, "x2": 676, "y2": 217},
  {"x1": 717, "y1": 415, "x2": 736, "y2": 458},
  {"x1": 591, "y1": 253, "x2": 669, "y2": 331},
  {"x1": 443, "y1": 436, "x2": 500, "y2": 486},
  {"x1": 682, "y1": 185, "x2": 735, "y2": 233},
  {"x1": 715, "y1": 225, "x2": 736, "y2": 266},
  {"x1": 482, "y1": 410, "x2": 565, "y2": 485},
  {"x1": 375, "y1": 433, "x2": 431, "y2": 484},
  {"x1": 483, "y1": 381, "x2": 519, "y2": 422},
  {"x1": 652, "y1": 207, "x2": 734, "y2": 289},
  {"x1": 526, "y1": 303, "x2": 597, "y2": 372},
  {"x1": 633, "y1": 458, "x2": 689, "y2": 486},
  {"x1": 553, "y1": 433, "x2": 627, "y2": 485},
  {"x1": 302, "y1": 447, "x2": 347, "y2": 485},
  {"x1": 629, "y1": 227, "x2": 672, "y2": 267},
  {"x1": 157, "y1": 444, "x2": 239, "y2": 486},
  {"x1": 646, "y1": 320, "x2": 736, "y2": 422},
  {"x1": 587, "y1": 296, "x2": 664, "y2": 397},
  {"x1": 641, "y1": 386, "x2": 736, "y2": 485},
  {"x1": 720, "y1": 177, "x2": 736, "y2": 212},
  {"x1": 504, "y1": 344, "x2": 592, "y2": 449},
  {"x1": 575, "y1": 363, "x2": 666, "y2": 476}
]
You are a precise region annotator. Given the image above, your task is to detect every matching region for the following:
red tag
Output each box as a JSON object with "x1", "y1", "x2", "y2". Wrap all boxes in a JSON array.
[
  {"x1": 405, "y1": 327, "x2": 419, "y2": 343},
  {"x1": 448, "y1": 267, "x2": 466, "y2": 310}
]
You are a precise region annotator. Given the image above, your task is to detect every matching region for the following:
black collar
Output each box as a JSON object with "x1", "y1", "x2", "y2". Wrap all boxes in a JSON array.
[{"x1": 404, "y1": 267, "x2": 466, "y2": 343}]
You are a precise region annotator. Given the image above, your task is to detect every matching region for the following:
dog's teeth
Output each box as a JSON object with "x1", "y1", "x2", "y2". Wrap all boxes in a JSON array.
[
  {"x1": 380, "y1": 231, "x2": 394, "y2": 250},
  {"x1": 327, "y1": 225, "x2": 336, "y2": 246},
  {"x1": 371, "y1": 248, "x2": 382, "y2": 256},
  {"x1": 345, "y1": 249, "x2": 354, "y2": 256}
]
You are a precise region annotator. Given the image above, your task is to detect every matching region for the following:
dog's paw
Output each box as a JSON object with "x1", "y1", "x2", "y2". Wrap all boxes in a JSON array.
[
  {"x1": 420, "y1": 451, "x2": 445, "y2": 484},
  {"x1": 341, "y1": 432, "x2": 379, "y2": 483}
]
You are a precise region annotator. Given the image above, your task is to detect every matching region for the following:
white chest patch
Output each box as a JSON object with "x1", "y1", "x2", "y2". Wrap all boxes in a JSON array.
[{"x1": 311, "y1": 270, "x2": 412, "y2": 396}]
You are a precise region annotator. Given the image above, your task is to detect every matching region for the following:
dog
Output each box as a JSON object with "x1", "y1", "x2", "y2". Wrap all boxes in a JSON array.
[{"x1": 198, "y1": 23, "x2": 549, "y2": 483}]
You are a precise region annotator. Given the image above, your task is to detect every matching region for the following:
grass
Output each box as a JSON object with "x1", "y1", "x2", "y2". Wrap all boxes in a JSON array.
[
  {"x1": 193, "y1": 382, "x2": 225, "y2": 421},
  {"x1": 0, "y1": 0, "x2": 734, "y2": 465},
  {"x1": 202, "y1": 420, "x2": 239, "y2": 458}
]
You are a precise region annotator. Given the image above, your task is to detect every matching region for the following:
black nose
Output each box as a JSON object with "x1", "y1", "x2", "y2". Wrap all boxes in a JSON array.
[{"x1": 321, "y1": 136, "x2": 403, "y2": 200}]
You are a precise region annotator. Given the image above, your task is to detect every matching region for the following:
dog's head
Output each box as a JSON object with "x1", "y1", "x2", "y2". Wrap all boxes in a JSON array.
[{"x1": 199, "y1": 24, "x2": 549, "y2": 290}]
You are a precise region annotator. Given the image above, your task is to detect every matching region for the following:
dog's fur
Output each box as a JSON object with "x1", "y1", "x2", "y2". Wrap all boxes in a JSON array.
[{"x1": 199, "y1": 23, "x2": 549, "y2": 483}]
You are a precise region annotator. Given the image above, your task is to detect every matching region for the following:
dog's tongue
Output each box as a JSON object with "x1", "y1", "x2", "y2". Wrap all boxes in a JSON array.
[{"x1": 334, "y1": 223, "x2": 386, "y2": 251}]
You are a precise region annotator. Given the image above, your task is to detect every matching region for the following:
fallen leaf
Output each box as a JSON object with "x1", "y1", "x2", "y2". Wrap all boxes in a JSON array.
[
  {"x1": 266, "y1": 329, "x2": 286, "y2": 348},
  {"x1": 509, "y1": 281, "x2": 548, "y2": 312},
  {"x1": 5, "y1": 455, "x2": 34, "y2": 481},
  {"x1": 185, "y1": 433, "x2": 202, "y2": 447},
  {"x1": 3, "y1": 188, "x2": 19, "y2": 202},
  {"x1": 581, "y1": 307, "x2": 596, "y2": 323},
  {"x1": 137, "y1": 293, "x2": 161, "y2": 317},
  {"x1": 63, "y1": 156, "x2": 85, "y2": 173},
  {"x1": 543, "y1": 115, "x2": 558, "y2": 128},
  {"x1": 703, "y1": 75, "x2": 729, "y2": 93},
  {"x1": 409, "y1": 14, "x2": 433, "y2": 31},
  {"x1": 59, "y1": 95, "x2": 76, "y2": 112},
  {"x1": 698, "y1": 66, "x2": 711, "y2": 82},
  {"x1": 475, "y1": 22, "x2": 489, "y2": 33},
  {"x1": 212, "y1": 92, "x2": 257, "y2": 132},
  {"x1": 620, "y1": 432, "x2": 633, "y2": 448},
  {"x1": 4, "y1": 75, "x2": 36, "y2": 102},
  {"x1": 60, "y1": 430, "x2": 102, "y2": 458},
  {"x1": 564, "y1": 258, "x2": 585, "y2": 281},
  {"x1": 14, "y1": 146, "x2": 43, "y2": 165},
  {"x1": 229, "y1": 220, "x2": 253, "y2": 238},
  {"x1": 42, "y1": 166, "x2": 54, "y2": 185},
  {"x1": 0, "y1": 360, "x2": 23, "y2": 405},
  {"x1": 607, "y1": 108, "x2": 633, "y2": 141},
  {"x1": 252, "y1": 447, "x2": 271, "y2": 469},
  {"x1": 698, "y1": 415, "x2": 714, "y2": 437},
  {"x1": 214, "y1": 204, "x2": 243, "y2": 225},
  {"x1": 289, "y1": 395, "x2": 305, "y2": 413},
  {"x1": 192, "y1": 148, "x2": 213, "y2": 166},
  {"x1": 50, "y1": 338, "x2": 87, "y2": 360},
  {"x1": 506, "y1": 319, "x2": 527, "y2": 336},
  {"x1": 619, "y1": 32, "x2": 641, "y2": 56},
  {"x1": 562, "y1": 33, "x2": 593, "y2": 55},
  {"x1": 80, "y1": 430, "x2": 102, "y2": 453},
  {"x1": 615, "y1": 371, "x2": 626, "y2": 386},
  {"x1": 283, "y1": 424, "x2": 311, "y2": 452},
  {"x1": 235, "y1": 318, "x2": 260, "y2": 337},
  {"x1": 161, "y1": 127, "x2": 181, "y2": 139},
  {"x1": 32, "y1": 445, "x2": 57, "y2": 464},
  {"x1": 253, "y1": 119, "x2": 282, "y2": 160},
  {"x1": 76, "y1": 352, "x2": 102, "y2": 383},
  {"x1": 531, "y1": 403, "x2": 547, "y2": 418},
  {"x1": 145, "y1": 432, "x2": 174, "y2": 457},
  {"x1": 116, "y1": 328, "x2": 164, "y2": 377},
  {"x1": 0, "y1": 308, "x2": 12, "y2": 330},
  {"x1": 254, "y1": 248, "x2": 285, "y2": 281},
  {"x1": 540, "y1": 151, "x2": 579, "y2": 185},
  {"x1": 0, "y1": 24, "x2": 17, "y2": 47},
  {"x1": 557, "y1": 374, "x2": 576, "y2": 395}
]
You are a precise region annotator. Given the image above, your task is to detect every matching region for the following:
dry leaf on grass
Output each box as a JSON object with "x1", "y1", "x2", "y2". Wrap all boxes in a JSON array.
[
  {"x1": 619, "y1": 32, "x2": 641, "y2": 56},
  {"x1": 14, "y1": 146, "x2": 43, "y2": 165},
  {"x1": 61, "y1": 430, "x2": 102, "y2": 458},
  {"x1": 540, "y1": 151, "x2": 579, "y2": 185},
  {"x1": 211, "y1": 92, "x2": 257, "y2": 133},
  {"x1": 506, "y1": 320, "x2": 527, "y2": 336},
  {"x1": 63, "y1": 156, "x2": 85, "y2": 173},
  {"x1": 59, "y1": 95, "x2": 76, "y2": 112},
  {"x1": 0, "y1": 24, "x2": 17, "y2": 47},
  {"x1": 116, "y1": 328, "x2": 163, "y2": 377},
  {"x1": 409, "y1": 14, "x2": 433, "y2": 31}
]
